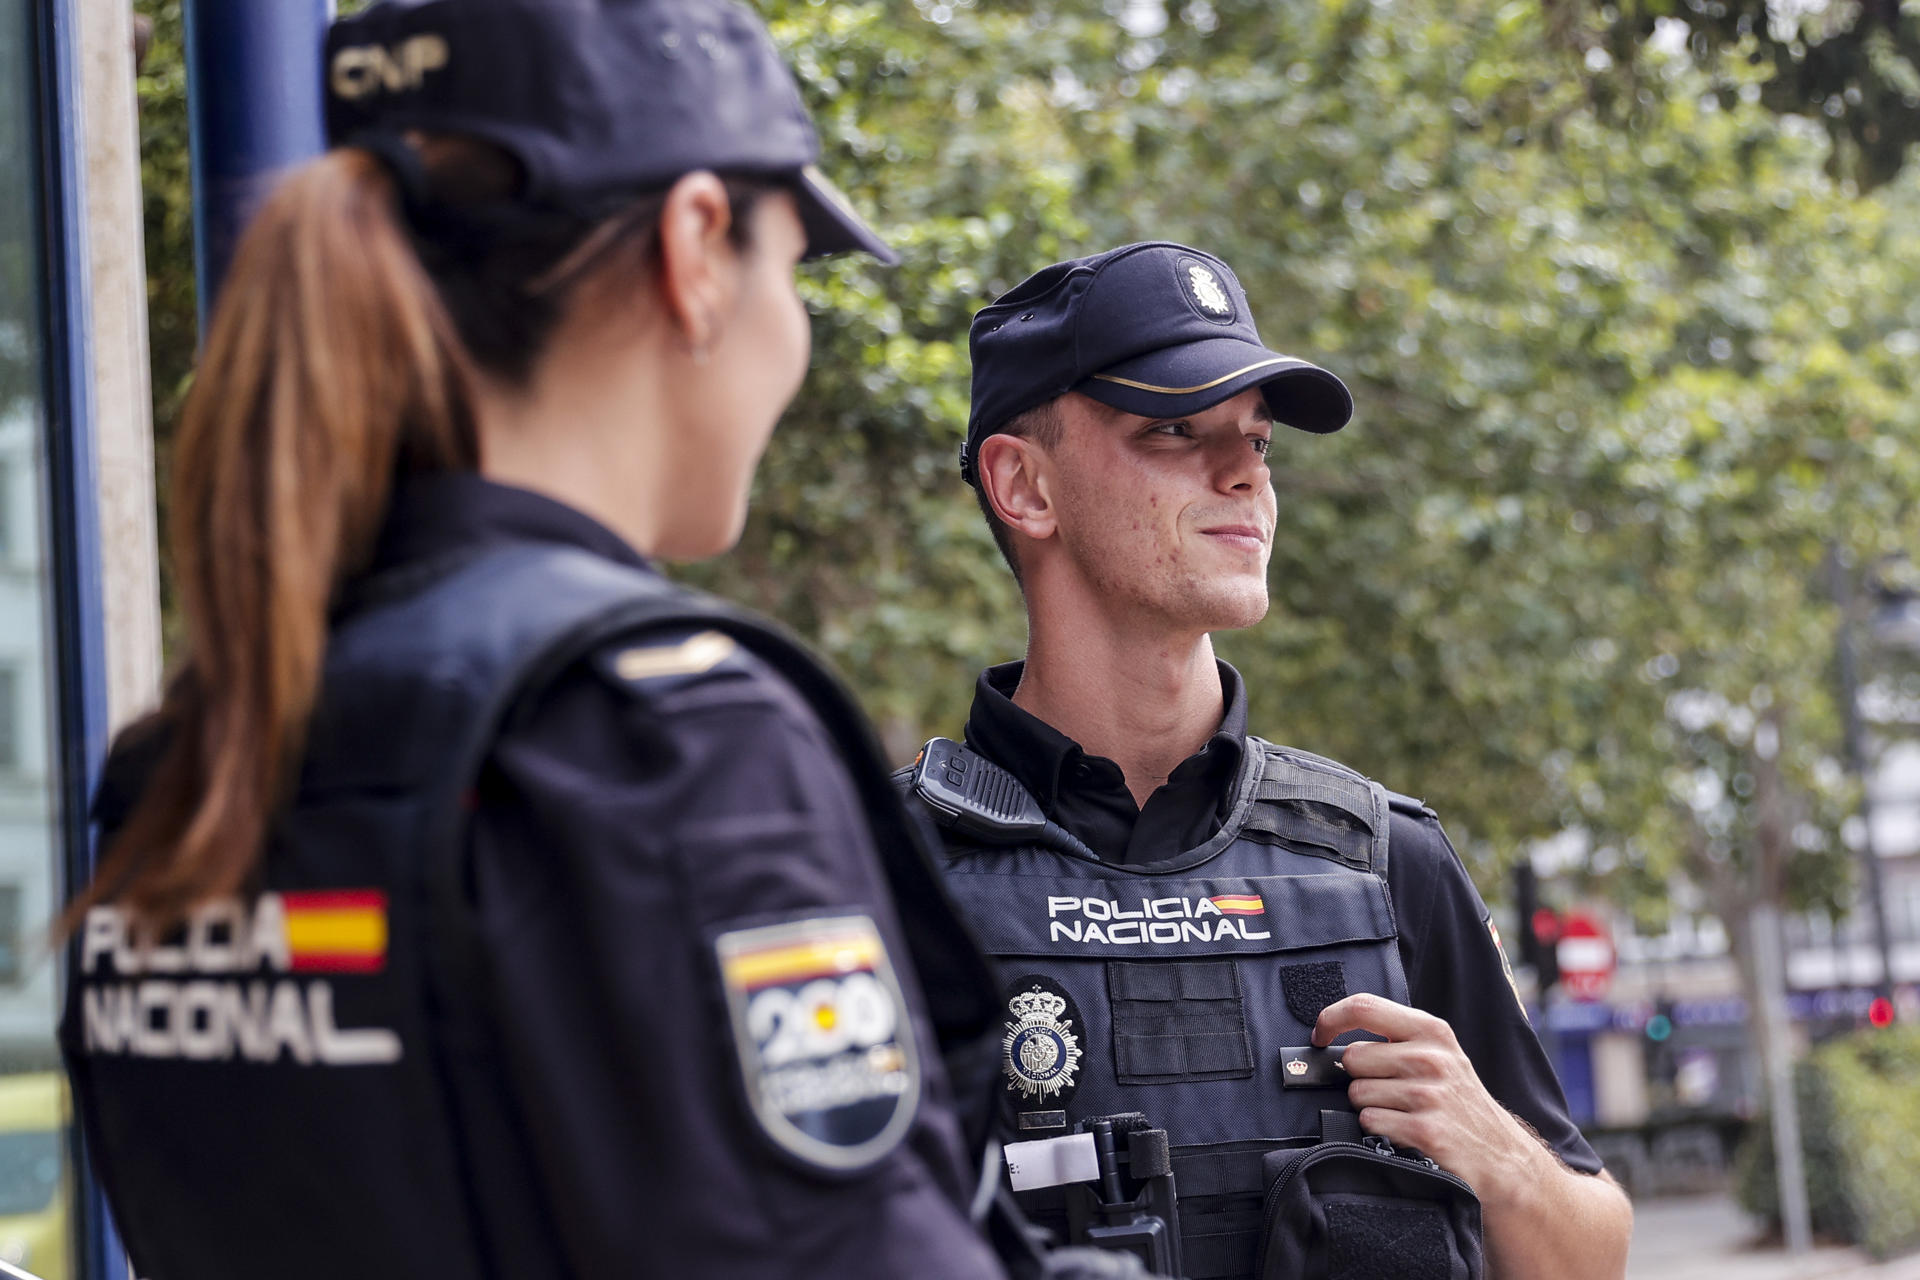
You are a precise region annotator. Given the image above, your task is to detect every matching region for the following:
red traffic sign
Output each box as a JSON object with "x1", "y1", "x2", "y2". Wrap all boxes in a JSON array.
[{"x1": 1556, "y1": 911, "x2": 1614, "y2": 1002}]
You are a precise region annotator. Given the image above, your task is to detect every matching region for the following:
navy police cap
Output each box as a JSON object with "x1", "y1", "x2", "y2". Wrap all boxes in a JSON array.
[
  {"x1": 324, "y1": 0, "x2": 895, "y2": 264},
  {"x1": 962, "y1": 243, "x2": 1352, "y2": 484}
]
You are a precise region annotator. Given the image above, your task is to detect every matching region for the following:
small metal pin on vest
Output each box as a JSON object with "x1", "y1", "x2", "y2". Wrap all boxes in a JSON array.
[{"x1": 1278, "y1": 1044, "x2": 1348, "y2": 1087}]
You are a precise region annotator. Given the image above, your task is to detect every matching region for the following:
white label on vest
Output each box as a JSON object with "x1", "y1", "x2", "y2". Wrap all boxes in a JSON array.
[{"x1": 1004, "y1": 1132, "x2": 1100, "y2": 1192}]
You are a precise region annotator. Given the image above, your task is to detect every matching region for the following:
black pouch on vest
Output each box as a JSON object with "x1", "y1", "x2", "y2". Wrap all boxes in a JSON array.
[{"x1": 1254, "y1": 1139, "x2": 1484, "y2": 1280}]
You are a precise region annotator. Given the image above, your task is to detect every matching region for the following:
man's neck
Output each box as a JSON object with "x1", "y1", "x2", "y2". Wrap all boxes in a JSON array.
[{"x1": 1014, "y1": 613, "x2": 1224, "y2": 809}]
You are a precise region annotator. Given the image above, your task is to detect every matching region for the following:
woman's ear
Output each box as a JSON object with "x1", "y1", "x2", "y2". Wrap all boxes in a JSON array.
[
  {"x1": 656, "y1": 171, "x2": 737, "y2": 354},
  {"x1": 978, "y1": 433, "x2": 1057, "y2": 542}
]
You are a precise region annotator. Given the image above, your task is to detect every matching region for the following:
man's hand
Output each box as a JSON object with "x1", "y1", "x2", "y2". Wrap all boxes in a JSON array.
[
  {"x1": 1311, "y1": 992, "x2": 1546, "y2": 1196},
  {"x1": 1312, "y1": 992, "x2": 1632, "y2": 1280}
]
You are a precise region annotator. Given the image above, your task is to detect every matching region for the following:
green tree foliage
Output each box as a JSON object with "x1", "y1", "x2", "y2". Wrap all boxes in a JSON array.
[
  {"x1": 133, "y1": 1, "x2": 192, "y2": 441},
  {"x1": 130, "y1": 1, "x2": 1920, "y2": 950},
  {"x1": 1737, "y1": 1024, "x2": 1920, "y2": 1256},
  {"x1": 0, "y1": 2, "x2": 44, "y2": 417},
  {"x1": 1577, "y1": 0, "x2": 1920, "y2": 190}
]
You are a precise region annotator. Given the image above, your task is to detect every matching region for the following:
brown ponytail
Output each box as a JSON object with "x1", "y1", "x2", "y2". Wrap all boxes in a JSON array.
[
  {"x1": 70, "y1": 149, "x2": 476, "y2": 929},
  {"x1": 66, "y1": 143, "x2": 782, "y2": 932}
]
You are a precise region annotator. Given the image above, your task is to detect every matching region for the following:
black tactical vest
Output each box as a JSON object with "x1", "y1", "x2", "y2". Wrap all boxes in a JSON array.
[
  {"x1": 60, "y1": 541, "x2": 1001, "y2": 1280},
  {"x1": 914, "y1": 738, "x2": 1421, "y2": 1280}
]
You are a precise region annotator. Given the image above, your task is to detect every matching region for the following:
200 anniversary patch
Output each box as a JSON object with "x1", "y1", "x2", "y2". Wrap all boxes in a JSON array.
[{"x1": 715, "y1": 914, "x2": 918, "y2": 1174}]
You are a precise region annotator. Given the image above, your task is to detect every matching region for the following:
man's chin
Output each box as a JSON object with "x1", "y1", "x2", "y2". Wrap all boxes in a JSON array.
[{"x1": 1182, "y1": 582, "x2": 1270, "y2": 633}]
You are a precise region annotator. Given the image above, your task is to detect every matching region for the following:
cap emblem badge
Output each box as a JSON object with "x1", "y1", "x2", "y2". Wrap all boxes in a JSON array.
[
  {"x1": 330, "y1": 34, "x2": 450, "y2": 102},
  {"x1": 1187, "y1": 264, "x2": 1231, "y2": 317},
  {"x1": 1002, "y1": 980, "x2": 1084, "y2": 1104}
]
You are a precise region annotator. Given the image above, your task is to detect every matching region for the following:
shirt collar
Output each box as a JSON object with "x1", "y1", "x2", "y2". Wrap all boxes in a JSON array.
[
  {"x1": 369, "y1": 470, "x2": 654, "y2": 574},
  {"x1": 962, "y1": 659, "x2": 1249, "y2": 810}
]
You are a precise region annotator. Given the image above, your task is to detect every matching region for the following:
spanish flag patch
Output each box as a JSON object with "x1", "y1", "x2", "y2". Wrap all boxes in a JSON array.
[
  {"x1": 1209, "y1": 894, "x2": 1266, "y2": 916},
  {"x1": 281, "y1": 890, "x2": 389, "y2": 974}
]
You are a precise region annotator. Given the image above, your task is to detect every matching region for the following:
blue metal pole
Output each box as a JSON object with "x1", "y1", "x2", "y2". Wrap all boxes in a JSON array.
[
  {"x1": 37, "y1": 0, "x2": 122, "y2": 1277},
  {"x1": 184, "y1": 0, "x2": 331, "y2": 325}
]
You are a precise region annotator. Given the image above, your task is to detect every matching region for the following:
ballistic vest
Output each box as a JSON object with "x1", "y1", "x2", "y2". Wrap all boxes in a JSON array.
[
  {"x1": 61, "y1": 541, "x2": 1001, "y2": 1280},
  {"x1": 914, "y1": 738, "x2": 1420, "y2": 1280}
]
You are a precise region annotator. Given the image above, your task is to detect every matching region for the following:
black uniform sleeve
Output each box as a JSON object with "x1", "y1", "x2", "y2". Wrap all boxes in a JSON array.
[
  {"x1": 465, "y1": 629, "x2": 1007, "y2": 1279},
  {"x1": 1386, "y1": 811, "x2": 1604, "y2": 1177}
]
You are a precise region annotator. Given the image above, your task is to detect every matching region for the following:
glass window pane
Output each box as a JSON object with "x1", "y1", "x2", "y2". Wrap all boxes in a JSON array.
[{"x1": 0, "y1": 0, "x2": 78, "y2": 1277}]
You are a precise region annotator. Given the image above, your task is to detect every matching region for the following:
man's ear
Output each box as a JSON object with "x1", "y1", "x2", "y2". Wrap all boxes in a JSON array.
[
  {"x1": 655, "y1": 171, "x2": 736, "y2": 351},
  {"x1": 978, "y1": 433, "x2": 1057, "y2": 542}
]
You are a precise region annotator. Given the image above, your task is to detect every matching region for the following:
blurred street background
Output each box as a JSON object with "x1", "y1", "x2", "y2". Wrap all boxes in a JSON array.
[
  {"x1": 16, "y1": 0, "x2": 1920, "y2": 1275},
  {"x1": 1630, "y1": 1196, "x2": 1920, "y2": 1278}
]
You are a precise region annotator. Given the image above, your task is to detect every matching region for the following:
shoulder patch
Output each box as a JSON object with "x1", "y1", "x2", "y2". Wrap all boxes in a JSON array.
[
  {"x1": 714, "y1": 913, "x2": 920, "y2": 1174},
  {"x1": 1487, "y1": 918, "x2": 1528, "y2": 1013}
]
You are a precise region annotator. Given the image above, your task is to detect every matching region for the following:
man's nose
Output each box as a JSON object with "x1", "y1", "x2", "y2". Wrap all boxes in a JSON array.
[{"x1": 1213, "y1": 436, "x2": 1270, "y2": 493}]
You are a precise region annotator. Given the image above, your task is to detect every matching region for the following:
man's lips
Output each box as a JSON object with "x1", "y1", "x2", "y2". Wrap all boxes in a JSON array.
[{"x1": 1200, "y1": 524, "x2": 1268, "y2": 550}]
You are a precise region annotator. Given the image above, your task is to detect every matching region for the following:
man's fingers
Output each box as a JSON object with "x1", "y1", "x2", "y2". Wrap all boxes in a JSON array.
[
  {"x1": 1335, "y1": 1038, "x2": 1396, "y2": 1078},
  {"x1": 1340, "y1": 1038, "x2": 1454, "y2": 1080},
  {"x1": 1312, "y1": 992, "x2": 1440, "y2": 1047},
  {"x1": 1354, "y1": 1105, "x2": 1425, "y2": 1150},
  {"x1": 1344, "y1": 1075, "x2": 1429, "y2": 1113}
]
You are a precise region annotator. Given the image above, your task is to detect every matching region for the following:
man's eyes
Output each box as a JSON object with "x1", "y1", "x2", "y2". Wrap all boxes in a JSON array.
[{"x1": 1143, "y1": 422, "x2": 1272, "y2": 453}]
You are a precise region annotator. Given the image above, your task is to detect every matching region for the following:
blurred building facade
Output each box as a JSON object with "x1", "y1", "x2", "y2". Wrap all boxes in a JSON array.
[{"x1": 1517, "y1": 742, "x2": 1920, "y2": 1197}]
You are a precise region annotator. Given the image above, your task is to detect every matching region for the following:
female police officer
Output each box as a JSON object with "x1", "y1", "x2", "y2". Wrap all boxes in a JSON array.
[{"x1": 53, "y1": 3, "x2": 1035, "y2": 1277}]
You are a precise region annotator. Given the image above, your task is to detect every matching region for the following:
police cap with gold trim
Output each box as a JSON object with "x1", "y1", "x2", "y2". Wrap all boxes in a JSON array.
[
  {"x1": 324, "y1": 0, "x2": 895, "y2": 263},
  {"x1": 961, "y1": 242, "x2": 1352, "y2": 485}
]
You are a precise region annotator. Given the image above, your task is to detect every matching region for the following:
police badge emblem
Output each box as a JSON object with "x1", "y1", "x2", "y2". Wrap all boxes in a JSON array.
[
  {"x1": 714, "y1": 914, "x2": 919, "y2": 1173},
  {"x1": 1176, "y1": 257, "x2": 1236, "y2": 323},
  {"x1": 1001, "y1": 975, "x2": 1083, "y2": 1112}
]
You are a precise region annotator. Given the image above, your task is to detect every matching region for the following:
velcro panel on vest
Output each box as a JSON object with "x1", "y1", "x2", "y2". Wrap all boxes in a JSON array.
[
  {"x1": 1327, "y1": 1201, "x2": 1452, "y2": 1280},
  {"x1": 1281, "y1": 960, "x2": 1350, "y2": 1026},
  {"x1": 1108, "y1": 960, "x2": 1252, "y2": 1084}
]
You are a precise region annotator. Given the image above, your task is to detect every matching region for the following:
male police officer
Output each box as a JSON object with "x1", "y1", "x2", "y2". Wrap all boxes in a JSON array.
[{"x1": 902, "y1": 243, "x2": 1632, "y2": 1279}]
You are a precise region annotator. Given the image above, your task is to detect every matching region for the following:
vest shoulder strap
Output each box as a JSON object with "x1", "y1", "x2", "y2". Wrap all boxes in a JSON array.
[{"x1": 1244, "y1": 738, "x2": 1394, "y2": 883}]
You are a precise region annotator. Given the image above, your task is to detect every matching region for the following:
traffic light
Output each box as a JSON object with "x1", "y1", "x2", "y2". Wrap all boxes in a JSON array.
[
  {"x1": 1513, "y1": 864, "x2": 1560, "y2": 993},
  {"x1": 1646, "y1": 999, "x2": 1678, "y2": 1087},
  {"x1": 1869, "y1": 996, "x2": 1895, "y2": 1029}
]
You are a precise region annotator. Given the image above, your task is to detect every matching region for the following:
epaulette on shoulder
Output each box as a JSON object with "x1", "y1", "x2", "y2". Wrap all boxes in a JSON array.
[
  {"x1": 1385, "y1": 789, "x2": 1438, "y2": 820},
  {"x1": 594, "y1": 627, "x2": 752, "y2": 696}
]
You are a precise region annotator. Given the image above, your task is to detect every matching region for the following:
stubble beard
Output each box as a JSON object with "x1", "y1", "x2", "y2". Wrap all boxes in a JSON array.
[{"x1": 1072, "y1": 534, "x2": 1272, "y2": 636}]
